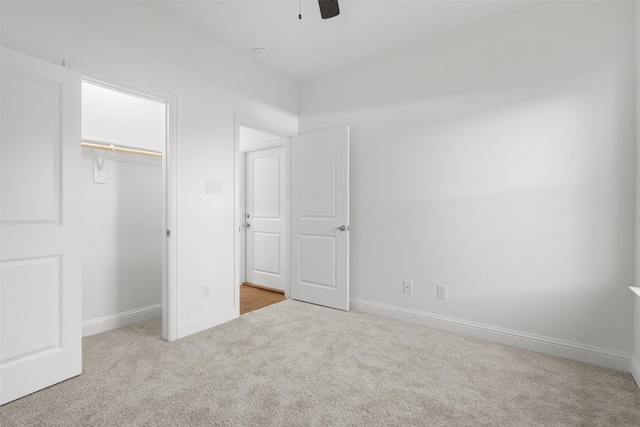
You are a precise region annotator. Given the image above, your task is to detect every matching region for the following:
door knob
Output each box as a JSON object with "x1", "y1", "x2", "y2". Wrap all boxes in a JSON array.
[
  {"x1": 244, "y1": 223, "x2": 251, "y2": 228},
  {"x1": 332, "y1": 225, "x2": 346, "y2": 231}
]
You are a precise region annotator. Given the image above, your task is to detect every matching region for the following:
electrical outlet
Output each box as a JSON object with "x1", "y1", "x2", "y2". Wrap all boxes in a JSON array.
[
  {"x1": 203, "y1": 285, "x2": 211, "y2": 299},
  {"x1": 403, "y1": 280, "x2": 413, "y2": 294},
  {"x1": 437, "y1": 284, "x2": 447, "y2": 300}
]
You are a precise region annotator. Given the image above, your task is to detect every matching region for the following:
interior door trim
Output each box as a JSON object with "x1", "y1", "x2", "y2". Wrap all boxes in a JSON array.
[{"x1": 64, "y1": 61, "x2": 178, "y2": 341}]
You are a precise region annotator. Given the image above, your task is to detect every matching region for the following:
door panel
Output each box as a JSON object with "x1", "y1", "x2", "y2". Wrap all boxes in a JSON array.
[
  {"x1": 299, "y1": 234, "x2": 336, "y2": 288},
  {"x1": 245, "y1": 146, "x2": 285, "y2": 290},
  {"x1": 252, "y1": 232, "x2": 281, "y2": 275},
  {"x1": 0, "y1": 47, "x2": 82, "y2": 405},
  {"x1": 291, "y1": 127, "x2": 349, "y2": 310},
  {"x1": 1, "y1": 71, "x2": 61, "y2": 223},
  {"x1": 300, "y1": 139, "x2": 336, "y2": 218},
  {"x1": 1, "y1": 257, "x2": 61, "y2": 363},
  {"x1": 253, "y1": 155, "x2": 281, "y2": 219}
]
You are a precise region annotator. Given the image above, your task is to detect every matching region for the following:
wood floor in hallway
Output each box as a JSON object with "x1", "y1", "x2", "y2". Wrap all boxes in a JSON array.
[{"x1": 240, "y1": 283, "x2": 286, "y2": 315}]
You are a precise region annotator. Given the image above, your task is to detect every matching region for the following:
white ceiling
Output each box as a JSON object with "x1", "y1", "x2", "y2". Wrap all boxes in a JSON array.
[{"x1": 146, "y1": 0, "x2": 530, "y2": 83}]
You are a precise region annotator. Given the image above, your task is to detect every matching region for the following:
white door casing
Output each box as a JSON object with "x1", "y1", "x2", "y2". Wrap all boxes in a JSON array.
[
  {"x1": 290, "y1": 126, "x2": 350, "y2": 311},
  {"x1": 245, "y1": 146, "x2": 286, "y2": 291},
  {"x1": 0, "y1": 47, "x2": 82, "y2": 404}
]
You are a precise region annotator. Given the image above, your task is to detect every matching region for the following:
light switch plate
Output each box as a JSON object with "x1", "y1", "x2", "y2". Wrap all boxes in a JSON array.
[{"x1": 206, "y1": 180, "x2": 222, "y2": 194}]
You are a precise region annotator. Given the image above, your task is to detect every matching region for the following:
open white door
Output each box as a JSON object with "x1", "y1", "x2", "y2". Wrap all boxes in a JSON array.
[
  {"x1": 1, "y1": 47, "x2": 82, "y2": 404},
  {"x1": 291, "y1": 126, "x2": 349, "y2": 310}
]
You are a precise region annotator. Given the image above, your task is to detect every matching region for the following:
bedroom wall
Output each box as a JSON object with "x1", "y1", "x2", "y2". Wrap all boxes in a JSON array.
[
  {"x1": 0, "y1": 1, "x2": 298, "y2": 338},
  {"x1": 299, "y1": 1, "x2": 635, "y2": 369},
  {"x1": 633, "y1": 1, "x2": 640, "y2": 385}
]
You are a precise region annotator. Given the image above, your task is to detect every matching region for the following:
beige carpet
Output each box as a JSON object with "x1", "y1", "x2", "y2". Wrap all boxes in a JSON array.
[{"x1": 1, "y1": 299, "x2": 639, "y2": 426}]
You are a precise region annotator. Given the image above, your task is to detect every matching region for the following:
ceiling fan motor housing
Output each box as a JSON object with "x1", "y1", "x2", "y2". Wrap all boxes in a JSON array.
[{"x1": 318, "y1": 0, "x2": 340, "y2": 19}]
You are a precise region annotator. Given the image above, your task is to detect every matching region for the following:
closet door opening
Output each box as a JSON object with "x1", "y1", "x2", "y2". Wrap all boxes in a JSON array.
[{"x1": 80, "y1": 79, "x2": 172, "y2": 339}]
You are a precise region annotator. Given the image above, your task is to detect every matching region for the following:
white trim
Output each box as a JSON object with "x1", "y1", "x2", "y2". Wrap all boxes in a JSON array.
[
  {"x1": 177, "y1": 310, "x2": 237, "y2": 339},
  {"x1": 236, "y1": 115, "x2": 296, "y2": 142},
  {"x1": 239, "y1": 138, "x2": 288, "y2": 153},
  {"x1": 284, "y1": 137, "x2": 291, "y2": 299},
  {"x1": 631, "y1": 287, "x2": 640, "y2": 388},
  {"x1": 65, "y1": 61, "x2": 179, "y2": 342},
  {"x1": 631, "y1": 356, "x2": 640, "y2": 390},
  {"x1": 350, "y1": 298, "x2": 632, "y2": 372},
  {"x1": 82, "y1": 304, "x2": 162, "y2": 337},
  {"x1": 64, "y1": 61, "x2": 169, "y2": 104},
  {"x1": 163, "y1": 90, "x2": 178, "y2": 342}
]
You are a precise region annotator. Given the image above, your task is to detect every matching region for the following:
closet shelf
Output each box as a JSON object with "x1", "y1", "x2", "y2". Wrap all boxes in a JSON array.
[{"x1": 81, "y1": 141, "x2": 163, "y2": 158}]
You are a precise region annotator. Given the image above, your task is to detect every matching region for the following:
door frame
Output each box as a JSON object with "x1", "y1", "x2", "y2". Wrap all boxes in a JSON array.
[
  {"x1": 234, "y1": 115, "x2": 296, "y2": 312},
  {"x1": 64, "y1": 62, "x2": 179, "y2": 341}
]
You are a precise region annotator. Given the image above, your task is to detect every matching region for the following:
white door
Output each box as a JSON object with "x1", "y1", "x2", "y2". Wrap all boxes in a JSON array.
[
  {"x1": 291, "y1": 126, "x2": 349, "y2": 310},
  {"x1": 0, "y1": 47, "x2": 82, "y2": 404},
  {"x1": 245, "y1": 146, "x2": 286, "y2": 291}
]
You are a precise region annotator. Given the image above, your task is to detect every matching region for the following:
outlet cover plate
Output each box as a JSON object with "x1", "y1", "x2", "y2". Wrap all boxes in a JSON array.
[{"x1": 403, "y1": 280, "x2": 413, "y2": 294}]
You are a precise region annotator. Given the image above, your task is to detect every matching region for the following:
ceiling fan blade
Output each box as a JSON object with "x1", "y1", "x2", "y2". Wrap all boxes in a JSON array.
[{"x1": 318, "y1": 0, "x2": 340, "y2": 19}]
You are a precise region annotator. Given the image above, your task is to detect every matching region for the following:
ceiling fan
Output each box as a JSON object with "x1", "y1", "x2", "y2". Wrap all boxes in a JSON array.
[
  {"x1": 299, "y1": 0, "x2": 340, "y2": 20},
  {"x1": 318, "y1": 0, "x2": 340, "y2": 19}
]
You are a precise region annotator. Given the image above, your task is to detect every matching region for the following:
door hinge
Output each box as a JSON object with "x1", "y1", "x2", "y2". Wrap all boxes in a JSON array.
[{"x1": 166, "y1": 230, "x2": 171, "y2": 237}]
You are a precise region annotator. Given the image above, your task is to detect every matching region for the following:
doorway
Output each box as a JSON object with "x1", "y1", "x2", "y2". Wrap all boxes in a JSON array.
[
  {"x1": 0, "y1": 48, "x2": 177, "y2": 405},
  {"x1": 79, "y1": 75, "x2": 177, "y2": 341},
  {"x1": 234, "y1": 117, "x2": 295, "y2": 315},
  {"x1": 234, "y1": 118, "x2": 351, "y2": 315},
  {"x1": 240, "y1": 285, "x2": 286, "y2": 315}
]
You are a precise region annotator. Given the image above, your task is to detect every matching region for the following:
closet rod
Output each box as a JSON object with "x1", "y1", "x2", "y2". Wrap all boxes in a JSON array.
[{"x1": 81, "y1": 141, "x2": 163, "y2": 158}]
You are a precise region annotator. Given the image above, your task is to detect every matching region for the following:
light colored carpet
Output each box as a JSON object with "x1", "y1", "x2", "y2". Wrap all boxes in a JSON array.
[{"x1": 1, "y1": 299, "x2": 639, "y2": 426}]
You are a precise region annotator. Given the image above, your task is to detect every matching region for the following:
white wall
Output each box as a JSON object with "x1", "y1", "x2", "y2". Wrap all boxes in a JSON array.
[
  {"x1": 1, "y1": 1, "x2": 298, "y2": 338},
  {"x1": 239, "y1": 125, "x2": 288, "y2": 151},
  {"x1": 81, "y1": 153, "x2": 162, "y2": 336},
  {"x1": 633, "y1": 1, "x2": 640, "y2": 385},
  {"x1": 82, "y1": 82, "x2": 166, "y2": 152},
  {"x1": 300, "y1": 1, "x2": 635, "y2": 369}
]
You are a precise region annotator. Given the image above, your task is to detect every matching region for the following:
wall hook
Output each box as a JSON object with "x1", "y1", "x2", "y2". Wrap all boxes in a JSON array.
[{"x1": 93, "y1": 150, "x2": 108, "y2": 184}]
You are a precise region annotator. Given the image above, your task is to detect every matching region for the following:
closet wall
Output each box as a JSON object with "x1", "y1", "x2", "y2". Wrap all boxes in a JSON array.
[{"x1": 81, "y1": 154, "x2": 162, "y2": 336}]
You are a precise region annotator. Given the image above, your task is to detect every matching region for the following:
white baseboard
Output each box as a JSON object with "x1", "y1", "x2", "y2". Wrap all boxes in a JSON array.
[
  {"x1": 350, "y1": 298, "x2": 631, "y2": 372},
  {"x1": 631, "y1": 356, "x2": 640, "y2": 390},
  {"x1": 82, "y1": 304, "x2": 162, "y2": 337},
  {"x1": 177, "y1": 309, "x2": 238, "y2": 339}
]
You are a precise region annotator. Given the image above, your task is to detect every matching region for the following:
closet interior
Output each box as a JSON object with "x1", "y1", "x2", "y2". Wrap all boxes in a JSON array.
[{"x1": 80, "y1": 81, "x2": 165, "y2": 337}]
